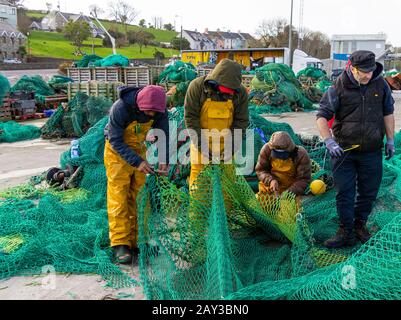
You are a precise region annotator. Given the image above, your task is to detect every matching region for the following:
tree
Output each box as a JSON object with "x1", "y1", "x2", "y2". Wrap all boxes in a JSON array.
[
  {"x1": 89, "y1": 4, "x2": 104, "y2": 18},
  {"x1": 128, "y1": 30, "x2": 155, "y2": 53},
  {"x1": 301, "y1": 30, "x2": 331, "y2": 59},
  {"x1": 8, "y1": 0, "x2": 24, "y2": 7},
  {"x1": 103, "y1": 29, "x2": 125, "y2": 48},
  {"x1": 256, "y1": 18, "x2": 294, "y2": 48},
  {"x1": 171, "y1": 37, "x2": 191, "y2": 50},
  {"x1": 163, "y1": 23, "x2": 174, "y2": 31},
  {"x1": 108, "y1": 0, "x2": 139, "y2": 34},
  {"x1": 63, "y1": 20, "x2": 91, "y2": 54},
  {"x1": 152, "y1": 16, "x2": 163, "y2": 29},
  {"x1": 153, "y1": 49, "x2": 165, "y2": 61},
  {"x1": 139, "y1": 19, "x2": 146, "y2": 28},
  {"x1": 17, "y1": 8, "x2": 32, "y2": 34}
]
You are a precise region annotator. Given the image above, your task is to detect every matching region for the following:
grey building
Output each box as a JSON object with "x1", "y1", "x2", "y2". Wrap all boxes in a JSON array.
[
  {"x1": 182, "y1": 30, "x2": 215, "y2": 50},
  {"x1": 0, "y1": 1, "x2": 25, "y2": 61},
  {"x1": 330, "y1": 34, "x2": 388, "y2": 70}
]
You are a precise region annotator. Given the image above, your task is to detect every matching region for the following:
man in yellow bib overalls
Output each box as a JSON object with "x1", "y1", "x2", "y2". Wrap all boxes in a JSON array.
[
  {"x1": 256, "y1": 131, "x2": 311, "y2": 197},
  {"x1": 184, "y1": 59, "x2": 250, "y2": 188},
  {"x1": 104, "y1": 85, "x2": 169, "y2": 264}
]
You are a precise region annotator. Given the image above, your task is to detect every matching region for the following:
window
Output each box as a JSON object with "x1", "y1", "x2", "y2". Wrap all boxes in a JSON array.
[
  {"x1": 2, "y1": 36, "x2": 6, "y2": 44},
  {"x1": 11, "y1": 8, "x2": 16, "y2": 15}
]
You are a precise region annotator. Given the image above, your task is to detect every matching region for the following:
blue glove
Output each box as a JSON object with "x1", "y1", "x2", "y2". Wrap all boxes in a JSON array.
[
  {"x1": 325, "y1": 138, "x2": 344, "y2": 158},
  {"x1": 385, "y1": 139, "x2": 395, "y2": 160}
]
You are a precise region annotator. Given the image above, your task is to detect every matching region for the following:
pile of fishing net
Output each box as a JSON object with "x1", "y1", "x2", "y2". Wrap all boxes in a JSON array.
[
  {"x1": 47, "y1": 75, "x2": 74, "y2": 94},
  {"x1": 93, "y1": 54, "x2": 130, "y2": 68},
  {"x1": 73, "y1": 54, "x2": 103, "y2": 68},
  {"x1": 0, "y1": 121, "x2": 41, "y2": 143},
  {"x1": 166, "y1": 81, "x2": 192, "y2": 109},
  {"x1": 159, "y1": 61, "x2": 197, "y2": 84},
  {"x1": 40, "y1": 92, "x2": 113, "y2": 139},
  {"x1": 0, "y1": 117, "x2": 137, "y2": 289},
  {"x1": 2, "y1": 103, "x2": 401, "y2": 300},
  {"x1": 297, "y1": 67, "x2": 332, "y2": 103},
  {"x1": 0, "y1": 73, "x2": 10, "y2": 105},
  {"x1": 248, "y1": 64, "x2": 315, "y2": 115},
  {"x1": 11, "y1": 75, "x2": 55, "y2": 104}
]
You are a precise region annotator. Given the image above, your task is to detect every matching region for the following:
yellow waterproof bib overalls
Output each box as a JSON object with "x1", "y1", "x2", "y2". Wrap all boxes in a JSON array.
[
  {"x1": 104, "y1": 120, "x2": 153, "y2": 248},
  {"x1": 189, "y1": 98, "x2": 234, "y2": 188},
  {"x1": 258, "y1": 157, "x2": 297, "y2": 195}
]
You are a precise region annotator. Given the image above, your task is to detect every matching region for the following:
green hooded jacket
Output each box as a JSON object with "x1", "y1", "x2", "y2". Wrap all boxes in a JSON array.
[{"x1": 184, "y1": 59, "x2": 250, "y2": 149}]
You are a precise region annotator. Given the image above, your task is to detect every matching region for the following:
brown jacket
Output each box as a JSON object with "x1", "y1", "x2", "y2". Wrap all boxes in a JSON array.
[{"x1": 255, "y1": 132, "x2": 312, "y2": 195}]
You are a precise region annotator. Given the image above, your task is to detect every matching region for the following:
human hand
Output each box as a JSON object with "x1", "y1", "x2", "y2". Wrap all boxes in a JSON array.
[
  {"x1": 324, "y1": 138, "x2": 344, "y2": 158},
  {"x1": 137, "y1": 161, "x2": 155, "y2": 174},
  {"x1": 157, "y1": 164, "x2": 169, "y2": 176},
  {"x1": 385, "y1": 139, "x2": 395, "y2": 160}
]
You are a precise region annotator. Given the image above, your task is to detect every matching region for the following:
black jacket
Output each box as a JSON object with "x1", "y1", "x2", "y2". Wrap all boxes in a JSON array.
[{"x1": 105, "y1": 86, "x2": 169, "y2": 167}]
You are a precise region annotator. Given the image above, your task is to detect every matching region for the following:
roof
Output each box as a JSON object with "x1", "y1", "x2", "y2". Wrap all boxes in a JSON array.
[
  {"x1": 183, "y1": 30, "x2": 214, "y2": 43},
  {"x1": 0, "y1": 0, "x2": 14, "y2": 6},
  {"x1": 239, "y1": 33, "x2": 255, "y2": 41},
  {"x1": 218, "y1": 32, "x2": 243, "y2": 40},
  {"x1": 0, "y1": 20, "x2": 25, "y2": 38},
  {"x1": 332, "y1": 34, "x2": 387, "y2": 41},
  {"x1": 182, "y1": 48, "x2": 289, "y2": 53}
]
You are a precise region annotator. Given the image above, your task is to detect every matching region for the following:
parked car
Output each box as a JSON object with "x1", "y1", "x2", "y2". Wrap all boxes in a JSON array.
[{"x1": 3, "y1": 58, "x2": 22, "y2": 64}]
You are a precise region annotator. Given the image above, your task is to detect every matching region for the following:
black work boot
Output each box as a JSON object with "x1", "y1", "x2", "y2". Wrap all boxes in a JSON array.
[
  {"x1": 354, "y1": 219, "x2": 372, "y2": 244},
  {"x1": 324, "y1": 225, "x2": 357, "y2": 249}
]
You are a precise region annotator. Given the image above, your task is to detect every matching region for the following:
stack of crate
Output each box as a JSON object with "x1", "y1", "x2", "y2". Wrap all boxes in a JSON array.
[
  {"x1": 0, "y1": 94, "x2": 12, "y2": 122},
  {"x1": 67, "y1": 81, "x2": 124, "y2": 102}
]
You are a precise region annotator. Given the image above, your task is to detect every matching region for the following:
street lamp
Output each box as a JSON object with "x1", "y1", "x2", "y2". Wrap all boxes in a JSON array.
[
  {"x1": 175, "y1": 15, "x2": 183, "y2": 56},
  {"x1": 288, "y1": 0, "x2": 294, "y2": 68}
]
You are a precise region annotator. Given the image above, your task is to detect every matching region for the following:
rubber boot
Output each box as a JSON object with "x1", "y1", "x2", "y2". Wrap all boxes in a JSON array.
[
  {"x1": 354, "y1": 219, "x2": 372, "y2": 244},
  {"x1": 324, "y1": 225, "x2": 357, "y2": 249}
]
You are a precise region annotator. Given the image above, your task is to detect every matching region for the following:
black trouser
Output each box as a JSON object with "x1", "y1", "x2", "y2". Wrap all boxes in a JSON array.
[{"x1": 331, "y1": 150, "x2": 383, "y2": 232}]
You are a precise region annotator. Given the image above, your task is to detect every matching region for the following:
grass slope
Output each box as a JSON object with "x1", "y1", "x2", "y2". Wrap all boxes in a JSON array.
[{"x1": 29, "y1": 31, "x2": 178, "y2": 60}]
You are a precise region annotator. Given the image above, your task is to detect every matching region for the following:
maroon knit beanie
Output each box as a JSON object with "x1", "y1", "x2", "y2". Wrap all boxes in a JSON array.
[{"x1": 137, "y1": 85, "x2": 166, "y2": 113}]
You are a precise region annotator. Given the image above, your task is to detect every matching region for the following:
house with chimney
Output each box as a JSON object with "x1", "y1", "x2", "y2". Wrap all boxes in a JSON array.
[
  {"x1": 183, "y1": 28, "x2": 257, "y2": 50},
  {"x1": 34, "y1": 11, "x2": 104, "y2": 37}
]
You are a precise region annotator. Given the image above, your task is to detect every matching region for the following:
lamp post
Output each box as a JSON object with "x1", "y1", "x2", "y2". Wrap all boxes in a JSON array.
[
  {"x1": 289, "y1": 0, "x2": 294, "y2": 68},
  {"x1": 175, "y1": 15, "x2": 183, "y2": 56}
]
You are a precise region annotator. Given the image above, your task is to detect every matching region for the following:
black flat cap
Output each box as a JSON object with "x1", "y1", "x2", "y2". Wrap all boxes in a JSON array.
[{"x1": 350, "y1": 50, "x2": 377, "y2": 73}]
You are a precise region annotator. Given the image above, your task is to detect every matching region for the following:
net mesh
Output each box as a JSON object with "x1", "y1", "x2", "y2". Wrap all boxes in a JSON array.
[
  {"x1": 0, "y1": 121, "x2": 41, "y2": 143},
  {"x1": 159, "y1": 61, "x2": 197, "y2": 84},
  {"x1": 249, "y1": 64, "x2": 316, "y2": 114},
  {"x1": 1, "y1": 101, "x2": 401, "y2": 299},
  {"x1": 93, "y1": 54, "x2": 130, "y2": 68},
  {"x1": 10, "y1": 75, "x2": 55, "y2": 104}
]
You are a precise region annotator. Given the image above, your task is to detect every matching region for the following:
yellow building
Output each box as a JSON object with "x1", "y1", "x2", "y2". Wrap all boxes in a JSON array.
[{"x1": 181, "y1": 48, "x2": 290, "y2": 68}]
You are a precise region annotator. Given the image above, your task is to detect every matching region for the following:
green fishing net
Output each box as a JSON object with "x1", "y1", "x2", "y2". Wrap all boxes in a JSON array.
[
  {"x1": 93, "y1": 54, "x2": 130, "y2": 68},
  {"x1": 1, "y1": 101, "x2": 401, "y2": 300},
  {"x1": 249, "y1": 64, "x2": 316, "y2": 114},
  {"x1": 48, "y1": 75, "x2": 74, "y2": 93},
  {"x1": 41, "y1": 92, "x2": 113, "y2": 139},
  {"x1": 11, "y1": 75, "x2": 55, "y2": 104},
  {"x1": 159, "y1": 61, "x2": 197, "y2": 84},
  {"x1": 0, "y1": 121, "x2": 41, "y2": 143},
  {"x1": 297, "y1": 67, "x2": 332, "y2": 103},
  {"x1": 0, "y1": 73, "x2": 10, "y2": 106},
  {"x1": 74, "y1": 54, "x2": 103, "y2": 68}
]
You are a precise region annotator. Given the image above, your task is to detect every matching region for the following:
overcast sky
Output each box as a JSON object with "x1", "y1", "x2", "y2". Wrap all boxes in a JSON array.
[{"x1": 24, "y1": 0, "x2": 401, "y2": 46}]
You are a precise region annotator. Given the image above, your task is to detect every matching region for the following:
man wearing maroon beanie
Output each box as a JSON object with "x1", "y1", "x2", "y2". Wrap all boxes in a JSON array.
[{"x1": 104, "y1": 85, "x2": 169, "y2": 264}]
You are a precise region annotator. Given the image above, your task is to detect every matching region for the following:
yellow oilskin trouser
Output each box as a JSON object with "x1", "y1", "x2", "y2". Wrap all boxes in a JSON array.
[
  {"x1": 258, "y1": 157, "x2": 296, "y2": 195},
  {"x1": 189, "y1": 98, "x2": 234, "y2": 188},
  {"x1": 104, "y1": 120, "x2": 154, "y2": 249}
]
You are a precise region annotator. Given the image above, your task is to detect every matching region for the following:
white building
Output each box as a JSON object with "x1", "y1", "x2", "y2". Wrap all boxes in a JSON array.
[{"x1": 330, "y1": 34, "x2": 388, "y2": 70}]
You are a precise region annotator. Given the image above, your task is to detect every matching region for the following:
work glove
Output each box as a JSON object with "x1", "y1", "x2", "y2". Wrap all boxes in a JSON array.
[
  {"x1": 324, "y1": 138, "x2": 344, "y2": 158},
  {"x1": 385, "y1": 139, "x2": 395, "y2": 160}
]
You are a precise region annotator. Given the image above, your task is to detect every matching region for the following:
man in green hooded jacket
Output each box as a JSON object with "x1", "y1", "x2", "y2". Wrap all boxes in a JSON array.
[{"x1": 184, "y1": 58, "x2": 249, "y2": 187}]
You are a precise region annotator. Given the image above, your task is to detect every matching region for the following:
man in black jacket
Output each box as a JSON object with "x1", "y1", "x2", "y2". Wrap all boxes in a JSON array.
[
  {"x1": 316, "y1": 50, "x2": 395, "y2": 249},
  {"x1": 104, "y1": 85, "x2": 169, "y2": 264}
]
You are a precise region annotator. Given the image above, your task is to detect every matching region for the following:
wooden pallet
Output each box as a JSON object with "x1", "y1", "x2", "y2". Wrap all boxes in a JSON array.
[
  {"x1": 149, "y1": 66, "x2": 166, "y2": 85},
  {"x1": 67, "y1": 68, "x2": 92, "y2": 82},
  {"x1": 67, "y1": 81, "x2": 124, "y2": 102},
  {"x1": 123, "y1": 67, "x2": 151, "y2": 87},
  {"x1": 0, "y1": 105, "x2": 12, "y2": 122},
  {"x1": 197, "y1": 68, "x2": 214, "y2": 77},
  {"x1": 92, "y1": 67, "x2": 123, "y2": 83}
]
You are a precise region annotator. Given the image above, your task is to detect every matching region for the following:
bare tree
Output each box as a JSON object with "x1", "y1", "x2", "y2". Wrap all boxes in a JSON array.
[
  {"x1": 301, "y1": 29, "x2": 331, "y2": 59},
  {"x1": 89, "y1": 4, "x2": 104, "y2": 18},
  {"x1": 256, "y1": 18, "x2": 287, "y2": 47},
  {"x1": 152, "y1": 16, "x2": 163, "y2": 29},
  {"x1": 108, "y1": 0, "x2": 139, "y2": 33}
]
